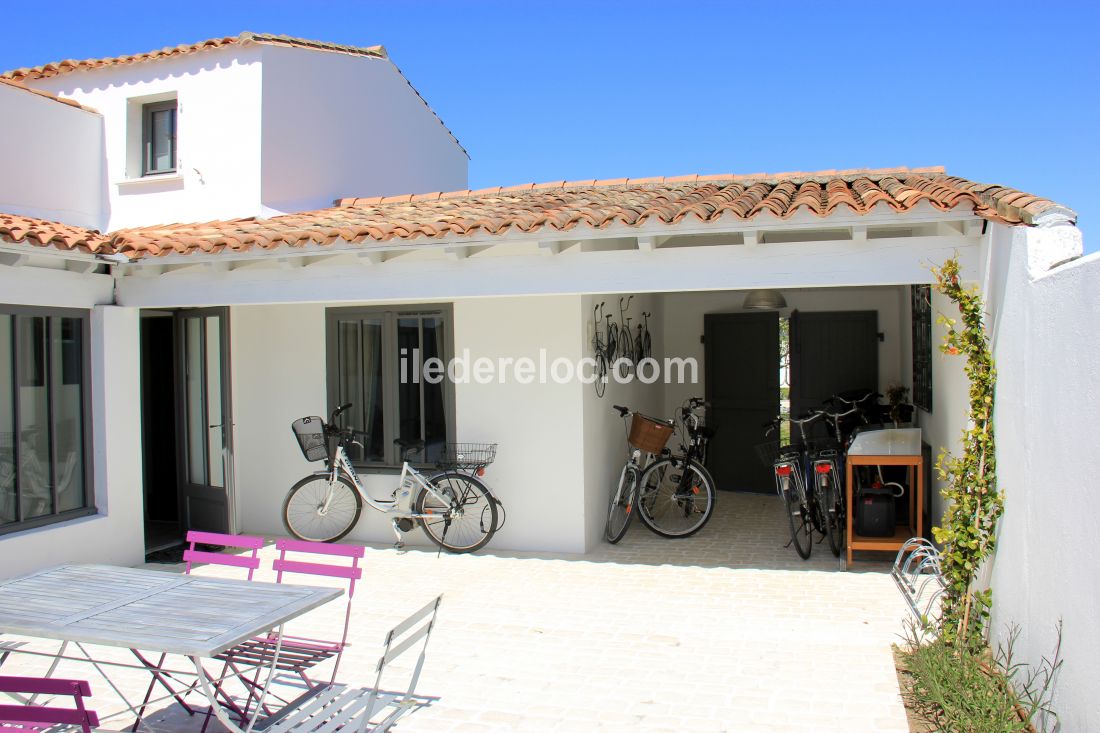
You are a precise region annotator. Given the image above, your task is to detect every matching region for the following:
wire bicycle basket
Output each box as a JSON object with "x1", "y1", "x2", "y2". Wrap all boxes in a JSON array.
[
  {"x1": 435, "y1": 442, "x2": 498, "y2": 470},
  {"x1": 292, "y1": 416, "x2": 328, "y2": 462}
]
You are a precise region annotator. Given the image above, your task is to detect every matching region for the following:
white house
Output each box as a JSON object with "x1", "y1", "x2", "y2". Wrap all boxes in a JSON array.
[{"x1": 0, "y1": 33, "x2": 1096, "y2": 730}]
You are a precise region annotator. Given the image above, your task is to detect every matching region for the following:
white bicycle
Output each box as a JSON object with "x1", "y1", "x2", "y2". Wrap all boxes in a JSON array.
[{"x1": 284, "y1": 404, "x2": 500, "y2": 553}]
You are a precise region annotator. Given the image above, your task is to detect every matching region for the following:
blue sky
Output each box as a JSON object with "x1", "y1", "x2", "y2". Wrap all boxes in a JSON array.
[{"x1": 4, "y1": 1, "x2": 1098, "y2": 247}]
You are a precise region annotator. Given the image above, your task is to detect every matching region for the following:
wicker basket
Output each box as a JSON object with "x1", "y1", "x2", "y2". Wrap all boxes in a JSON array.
[{"x1": 628, "y1": 413, "x2": 674, "y2": 454}]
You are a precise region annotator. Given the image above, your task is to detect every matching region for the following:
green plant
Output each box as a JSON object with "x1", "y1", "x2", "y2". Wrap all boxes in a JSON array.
[
  {"x1": 931, "y1": 257, "x2": 1001, "y2": 651},
  {"x1": 898, "y1": 620, "x2": 1064, "y2": 733},
  {"x1": 997, "y1": 621, "x2": 1064, "y2": 732},
  {"x1": 899, "y1": 634, "x2": 1030, "y2": 733},
  {"x1": 886, "y1": 383, "x2": 911, "y2": 424}
]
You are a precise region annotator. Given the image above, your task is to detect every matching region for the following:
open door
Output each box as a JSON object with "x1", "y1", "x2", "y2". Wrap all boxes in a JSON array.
[
  {"x1": 704, "y1": 312, "x2": 780, "y2": 493},
  {"x1": 175, "y1": 308, "x2": 234, "y2": 534}
]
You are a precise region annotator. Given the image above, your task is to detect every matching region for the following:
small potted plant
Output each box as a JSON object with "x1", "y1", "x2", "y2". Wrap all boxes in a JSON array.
[{"x1": 886, "y1": 384, "x2": 914, "y2": 427}]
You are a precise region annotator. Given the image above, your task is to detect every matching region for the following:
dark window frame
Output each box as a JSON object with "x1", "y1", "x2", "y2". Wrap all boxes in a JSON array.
[
  {"x1": 911, "y1": 284, "x2": 933, "y2": 412},
  {"x1": 325, "y1": 304, "x2": 456, "y2": 470},
  {"x1": 0, "y1": 305, "x2": 95, "y2": 537},
  {"x1": 142, "y1": 100, "x2": 177, "y2": 176}
]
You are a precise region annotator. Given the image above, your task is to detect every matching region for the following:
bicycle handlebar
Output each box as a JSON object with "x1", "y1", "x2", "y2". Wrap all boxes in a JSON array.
[
  {"x1": 829, "y1": 390, "x2": 881, "y2": 407},
  {"x1": 612, "y1": 404, "x2": 630, "y2": 417},
  {"x1": 330, "y1": 403, "x2": 352, "y2": 424}
]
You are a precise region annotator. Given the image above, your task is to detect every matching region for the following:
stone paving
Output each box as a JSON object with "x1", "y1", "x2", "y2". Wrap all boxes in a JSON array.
[{"x1": 3, "y1": 492, "x2": 911, "y2": 732}]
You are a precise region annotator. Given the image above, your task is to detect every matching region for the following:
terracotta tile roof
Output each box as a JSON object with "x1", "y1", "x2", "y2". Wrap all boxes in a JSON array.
[
  {"x1": 0, "y1": 78, "x2": 99, "y2": 113},
  {"x1": 107, "y1": 167, "x2": 1076, "y2": 259},
  {"x1": 0, "y1": 213, "x2": 110, "y2": 254},
  {"x1": 0, "y1": 32, "x2": 387, "y2": 82},
  {"x1": 0, "y1": 167, "x2": 1075, "y2": 260}
]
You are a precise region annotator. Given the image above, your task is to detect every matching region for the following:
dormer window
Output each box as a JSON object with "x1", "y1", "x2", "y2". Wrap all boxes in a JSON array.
[{"x1": 142, "y1": 100, "x2": 176, "y2": 176}]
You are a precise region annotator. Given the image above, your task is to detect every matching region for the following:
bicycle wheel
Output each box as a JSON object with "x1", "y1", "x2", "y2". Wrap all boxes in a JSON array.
[
  {"x1": 417, "y1": 472, "x2": 498, "y2": 553},
  {"x1": 616, "y1": 330, "x2": 635, "y2": 377},
  {"x1": 605, "y1": 465, "x2": 640, "y2": 543},
  {"x1": 593, "y1": 351, "x2": 608, "y2": 398},
  {"x1": 642, "y1": 330, "x2": 652, "y2": 359},
  {"x1": 636, "y1": 457, "x2": 716, "y2": 538},
  {"x1": 782, "y1": 476, "x2": 812, "y2": 559},
  {"x1": 820, "y1": 470, "x2": 844, "y2": 557},
  {"x1": 605, "y1": 323, "x2": 619, "y2": 363},
  {"x1": 283, "y1": 474, "x2": 363, "y2": 543}
]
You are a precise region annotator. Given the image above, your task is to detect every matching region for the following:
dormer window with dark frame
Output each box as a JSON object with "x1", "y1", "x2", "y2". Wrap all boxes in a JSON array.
[{"x1": 142, "y1": 100, "x2": 177, "y2": 176}]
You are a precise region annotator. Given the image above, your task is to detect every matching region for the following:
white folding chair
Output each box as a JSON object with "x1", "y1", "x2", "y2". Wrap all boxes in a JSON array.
[{"x1": 257, "y1": 595, "x2": 442, "y2": 733}]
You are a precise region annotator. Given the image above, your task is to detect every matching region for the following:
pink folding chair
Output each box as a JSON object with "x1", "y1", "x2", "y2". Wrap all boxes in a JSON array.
[
  {"x1": 216, "y1": 538, "x2": 364, "y2": 698},
  {"x1": 0, "y1": 676, "x2": 99, "y2": 733},
  {"x1": 133, "y1": 531, "x2": 264, "y2": 731}
]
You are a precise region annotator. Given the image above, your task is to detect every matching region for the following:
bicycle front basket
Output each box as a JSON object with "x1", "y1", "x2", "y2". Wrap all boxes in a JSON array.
[
  {"x1": 292, "y1": 416, "x2": 328, "y2": 462},
  {"x1": 628, "y1": 414, "x2": 674, "y2": 454}
]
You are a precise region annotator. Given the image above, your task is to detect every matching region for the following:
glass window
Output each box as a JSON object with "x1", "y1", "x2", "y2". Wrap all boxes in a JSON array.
[
  {"x1": 143, "y1": 100, "x2": 177, "y2": 175},
  {"x1": 327, "y1": 306, "x2": 453, "y2": 467},
  {"x1": 0, "y1": 307, "x2": 93, "y2": 535}
]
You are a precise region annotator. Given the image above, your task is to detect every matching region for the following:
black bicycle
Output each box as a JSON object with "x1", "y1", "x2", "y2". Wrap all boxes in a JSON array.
[
  {"x1": 761, "y1": 412, "x2": 836, "y2": 559},
  {"x1": 635, "y1": 398, "x2": 717, "y2": 538}
]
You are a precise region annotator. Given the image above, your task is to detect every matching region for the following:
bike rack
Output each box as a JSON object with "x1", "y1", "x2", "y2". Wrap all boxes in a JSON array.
[{"x1": 891, "y1": 537, "x2": 947, "y2": 625}]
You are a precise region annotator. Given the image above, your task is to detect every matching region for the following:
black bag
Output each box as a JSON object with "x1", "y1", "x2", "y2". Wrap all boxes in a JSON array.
[{"x1": 855, "y1": 486, "x2": 896, "y2": 537}]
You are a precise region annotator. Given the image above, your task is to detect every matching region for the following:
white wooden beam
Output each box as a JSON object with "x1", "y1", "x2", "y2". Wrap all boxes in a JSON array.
[
  {"x1": 357, "y1": 251, "x2": 385, "y2": 266},
  {"x1": 131, "y1": 264, "x2": 164, "y2": 278},
  {"x1": 851, "y1": 224, "x2": 868, "y2": 242},
  {"x1": 538, "y1": 241, "x2": 560, "y2": 256},
  {"x1": 444, "y1": 246, "x2": 468, "y2": 261},
  {"x1": 0, "y1": 253, "x2": 28, "y2": 267},
  {"x1": 65, "y1": 260, "x2": 100, "y2": 274},
  {"x1": 963, "y1": 219, "x2": 983, "y2": 238},
  {"x1": 742, "y1": 231, "x2": 760, "y2": 247},
  {"x1": 636, "y1": 235, "x2": 670, "y2": 251},
  {"x1": 115, "y1": 234, "x2": 982, "y2": 308}
]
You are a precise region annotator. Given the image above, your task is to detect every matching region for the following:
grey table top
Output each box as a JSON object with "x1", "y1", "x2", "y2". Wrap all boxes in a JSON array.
[{"x1": 0, "y1": 564, "x2": 343, "y2": 657}]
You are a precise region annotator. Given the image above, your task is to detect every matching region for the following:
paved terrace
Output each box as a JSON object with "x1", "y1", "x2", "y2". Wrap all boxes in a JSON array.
[{"x1": 3, "y1": 493, "x2": 910, "y2": 732}]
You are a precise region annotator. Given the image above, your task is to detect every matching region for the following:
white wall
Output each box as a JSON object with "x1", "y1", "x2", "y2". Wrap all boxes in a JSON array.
[
  {"x1": 258, "y1": 46, "x2": 467, "y2": 213},
  {"x1": 452, "y1": 296, "x2": 587, "y2": 553},
  {"x1": 580, "y1": 292, "x2": 665, "y2": 551},
  {"x1": 660, "y1": 286, "x2": 906, "y2": 418},
  {"x1": 913, "y1": 286, "x2": 971, "y2": 528},
  {"x1": 0, "y1": 305, "x2": 145, "y2": 578},
  {"x1": 229, "y1": 295, "x2": 591, "y2": 554},
  {"x1": 0, "y1": 83, "x2": 105, "y2": 230},
  {"x1": 27, "y1": 46, "x2": 266, "y2": 231},
  {"x1": 985, "y1": 223, "x2": 1098, "y2": 732}
]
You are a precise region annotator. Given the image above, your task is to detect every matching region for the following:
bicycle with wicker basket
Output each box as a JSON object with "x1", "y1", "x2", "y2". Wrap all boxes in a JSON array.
[
  {"x1": 284, "y1": 403, "x2": 500, "y2": 553},
  {"x1": 604, "y1": 399, "x2": 717, "y2": 543}
]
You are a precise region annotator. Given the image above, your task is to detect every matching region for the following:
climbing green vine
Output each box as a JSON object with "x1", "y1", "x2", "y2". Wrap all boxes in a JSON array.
[{"x1": 931, "y1": 257, "x2": 1001, "y2": 651}]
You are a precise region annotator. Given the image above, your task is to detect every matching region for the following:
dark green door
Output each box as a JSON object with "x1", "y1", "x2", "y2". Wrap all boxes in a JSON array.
[
  {"x1": 704, "y1": 313, "x2": 780, "y2": 493},
  {"x1": 789, "y1": 310, "x2": 879, "y2": 437}
]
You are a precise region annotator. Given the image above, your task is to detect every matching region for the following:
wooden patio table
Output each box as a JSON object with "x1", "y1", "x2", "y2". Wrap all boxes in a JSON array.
[{"x1": 0, "y1": 564, "x2": 342, "y2": 733}]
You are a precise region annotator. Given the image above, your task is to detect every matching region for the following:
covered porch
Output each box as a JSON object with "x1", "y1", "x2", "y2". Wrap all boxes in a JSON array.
[{"x1": 111, "y1": 194, "x2": 981, "y2": 559}]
